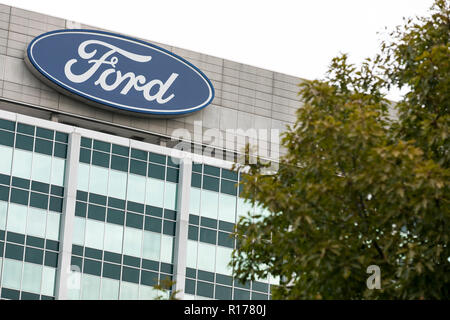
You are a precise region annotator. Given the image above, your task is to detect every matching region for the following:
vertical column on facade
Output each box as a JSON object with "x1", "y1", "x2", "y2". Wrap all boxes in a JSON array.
[
  {"x1": 55, "y1": 132, "x2": 81, "y2": 300},
  {"x1": 172, "y1": 156, "x2": 192, "y2": 299}
]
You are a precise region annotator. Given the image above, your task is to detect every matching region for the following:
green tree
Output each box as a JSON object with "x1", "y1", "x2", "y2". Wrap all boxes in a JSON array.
[
  {"x1": 231, "y1": 0, "x2": 449, "y2": 299},
  {"x1": 153, "y1": 277, "x2": 180, "y2": 300}
]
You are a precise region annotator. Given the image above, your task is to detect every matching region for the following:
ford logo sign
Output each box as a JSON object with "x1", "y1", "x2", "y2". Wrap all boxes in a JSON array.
[{"x1": 25, "y1": 29, "x2": 215, "y2": 117}]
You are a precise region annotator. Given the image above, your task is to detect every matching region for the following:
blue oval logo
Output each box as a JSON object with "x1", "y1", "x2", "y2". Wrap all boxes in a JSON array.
[{"x1": 25, "y1": 29, "x2": 215, "y2": 116}]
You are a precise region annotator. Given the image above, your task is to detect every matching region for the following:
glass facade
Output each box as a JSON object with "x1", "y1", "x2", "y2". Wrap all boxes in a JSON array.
[
  {"x1": 0, "y1": 114, "x2": 278, "y2": 300},
  {"x1": 69, "y1": 137, "x2": 178, "y2": 300},
  {"x1": 0, "y1": 118, "x2": 67, "y2": 300},
  {"x1": 185, "y1": 164, "x2": 278, "y2": 300}
]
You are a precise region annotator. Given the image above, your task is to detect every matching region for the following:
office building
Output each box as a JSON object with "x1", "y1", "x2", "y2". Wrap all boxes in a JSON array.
[{"x1": 0, "y1": 3, "x2": 303, "y2": 300}]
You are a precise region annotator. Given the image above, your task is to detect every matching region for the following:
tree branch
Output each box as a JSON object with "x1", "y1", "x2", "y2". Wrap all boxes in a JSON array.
[{"x1": 357, "y1": 193, "x2": 387, "y2": 262}]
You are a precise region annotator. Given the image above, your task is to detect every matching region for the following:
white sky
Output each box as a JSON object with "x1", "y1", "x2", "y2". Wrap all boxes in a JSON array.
[{"x1": 2, "y1": 0, "x2": 435, "y2": 100}]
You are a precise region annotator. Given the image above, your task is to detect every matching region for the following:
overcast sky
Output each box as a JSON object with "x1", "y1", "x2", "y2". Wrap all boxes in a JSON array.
[{"x1": 2, "y1": 0, "x2": 435, "y2": 99}]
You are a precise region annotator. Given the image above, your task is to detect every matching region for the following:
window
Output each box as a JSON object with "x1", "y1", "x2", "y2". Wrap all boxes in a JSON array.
[
  {"x1": 197, "y1": 242, "x2": 215, "y2": 272},
  {"x1": 12, "y1": 149, "x2": 33, "y2": 180},
  {"x1": 215, "y1": 285, "x2": 232, "y2": 300},
  {"x1": 160, "y1": 235, "x2": 173, "y2": 264},
  {"x1": 51, "y1": 158, "x2": 66, "y2": 186},
  {"x1": 123, "y1": 227, "x2": 142, "y2": 257},
  {"x1": 0, "y1": 201, "x2": 7, "y2": 230},
  {"x1": 146, "y1": 178, "x2": 164, "y2": 208},
  {"x1": 186, "y1": 240, "x2": 197, "y2": 269},
  {"x1": 67, "y1": 271, "x2": 81, "y2": 300},
  {"x1": 41, "y1": 266, "x2": 56, "y2": 296},
  {"x1": 81, "y1": 274, "x2": 101, "y2": 300},
  {"x1": 100, "y1": 278, "x2": 119, "y2": 300},
  {"x1": 216, "y1": 246, "x2": 233, "y2": 275},
  {"x1": 234, "y1": 288, "x2": 250, "y2": 300},
  {"x1": 21, "y1": 262, "x2": 42, "y2": 294},
  {"x1": 2, "y1": 259, "x2": 22, "y2": 290},
  {"x1": 26, "y1": 207, "x2": 47, "y2": 238},
  {"x1": 72, "y1": 217, "x2": 86, "y2": 246},
  {"x1": 77, "y1": 163, "x2": 90, "y2": 192},
  {"x1": 89, "y1": 166, "x2": 108, "y2": 196},
  {"x1": 142, "y1": 231, "x2": 161, "y2": 261},
  {"x1": 119, "y1": 281, "x2": 139, "y2": 300},
  {"x1": 197, "y1": 281, "x2": 214, "y2": 298},
  {"x1": 104, "y1": 223, "x2": 123, "y2": 254},
  {"x1": 108, "y1": 170, "x2": 127, "y2": 200},
  {"x1": 31, "y1": 153, "x2": 52, "y2": 184},
  {"x1": 46, "y1": 211, "x2": 61, "y2": 241},
  {"x1": 189, "y1": 187, "x2": 201, "y2": 215},
  {"x1": 0, "y1": 145, "x2": 12, "y2": 175},
  {"x1": 201, "y1": 190, "x2": 218, "y2": 219},
  {"x1": 139, "y1": 285, "x2": 158, "y2": 300},
  {"x1": 85, "y1": 219, "x2": 105, "y2": 250},
  {"x1": 7, "y1": 203, "x2": 27, "y2": 234},
  {"x1": 218, "y1": 194, "x2": 237, "y2": 223},
  {"x1": 127, "y1": 174, "x2": 146, "y2": 204},
  {"x1": 164, "y1": 182, "x2": 177, "y2": 210}
]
